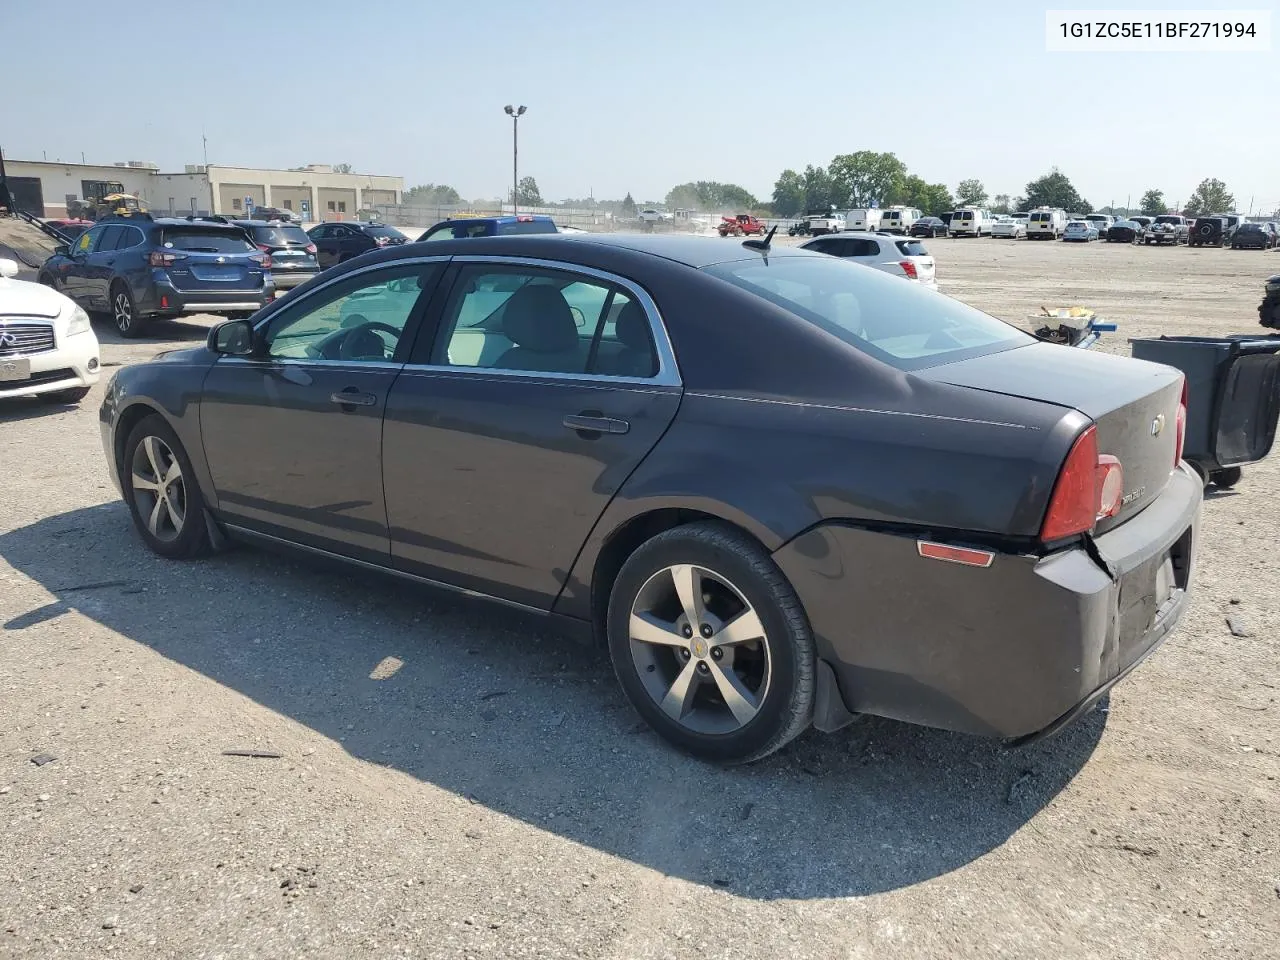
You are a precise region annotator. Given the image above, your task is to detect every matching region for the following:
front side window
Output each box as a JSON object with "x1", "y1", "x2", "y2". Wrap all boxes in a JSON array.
[
  {"x1": 75, "y1": 226, "x2": 105, "y2": 254},
  {"x1": 431, "y1": 266, "x2": 658, "y2": 378},
  {"x1": 703, "y1": 255, "x2": 1030, "y2": 370},
  {"x1": 262, "y1": 264, "x2": 439, "y2": 363}
]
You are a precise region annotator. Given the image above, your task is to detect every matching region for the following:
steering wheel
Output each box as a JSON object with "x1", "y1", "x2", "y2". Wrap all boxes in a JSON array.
[{"x1": 337, "y1": 320, "x2": 402, "y2": 361}]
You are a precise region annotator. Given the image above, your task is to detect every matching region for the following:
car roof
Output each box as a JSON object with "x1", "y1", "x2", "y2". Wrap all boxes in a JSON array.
[{"x1": 232, "y1": 219, "x2": 301, "y2": 227}]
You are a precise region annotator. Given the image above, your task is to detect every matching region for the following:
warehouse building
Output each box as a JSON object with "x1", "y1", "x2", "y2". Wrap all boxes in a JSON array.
[{"x1": 3, "y1": 158, "x2": 402, "y2": 221}]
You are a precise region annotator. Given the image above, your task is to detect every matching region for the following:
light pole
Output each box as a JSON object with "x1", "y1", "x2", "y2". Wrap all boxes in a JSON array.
[{"x1": 504, "y1": 104, "x2": 526, "y2": 214}]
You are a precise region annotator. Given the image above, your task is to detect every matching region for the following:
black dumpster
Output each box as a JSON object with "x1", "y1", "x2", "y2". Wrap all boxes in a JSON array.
[{"x1": 1130, "y1": 334, "x2": 1280, "y2": 488}]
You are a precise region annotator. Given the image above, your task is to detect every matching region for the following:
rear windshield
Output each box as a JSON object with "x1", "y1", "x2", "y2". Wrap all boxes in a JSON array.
[
  {"x1": 703, "y1": 256, "x2": 1028, "y2": 371},
  {"x1": 955, "y1": 211, "x2": 973, "y2": 220},
  {"x1": 250, "y1": 225, "x2": 311, "y2": 246},
  {"x1": 895, "y1": 239, "x2": 929, "y2": 256},
  {"x1": 363, "y1": 224, "x2": 407, "y2": 239},
  {"x1": 496, "y1": 220, "x2": 559, "y2": 235},
  {"x1": 1155, "y1": 216, "x2": 1181, "y2": 224},
  {"x1": 1030, "y1": 212, "x2": 1049, "y2": 221},
  {"x1": 159, "y1": 229, "x2": 255, "y2": 253}
]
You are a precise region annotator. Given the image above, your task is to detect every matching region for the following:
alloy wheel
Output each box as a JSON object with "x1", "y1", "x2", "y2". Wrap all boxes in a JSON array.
[
  {"x1": 113, "y1": 292, "x2": 133, "y2": 334},
  {"x1": 628, "y1": 563, "x2": 771, "y2": 735},
  {"x1": 130, "y1": 435, "x2": 187, "y2": 542}
]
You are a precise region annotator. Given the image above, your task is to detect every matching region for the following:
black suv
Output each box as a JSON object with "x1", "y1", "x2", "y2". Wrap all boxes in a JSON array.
[
  {"x1": 1188, "y1": 216, "x2": 1227, "y2": 247},
  {"x1": 38, "y1": 214, "x2": 274, "y2": 338},
  {"x1": 307, "y1": 221, "x2": 409, "y2": 269},
  {"x1": 232, "y1": 219, "x2": 320, "y2": 290},
  {"x1": 1230, "y1": 222, "x2": 1275, "y2": 250}
]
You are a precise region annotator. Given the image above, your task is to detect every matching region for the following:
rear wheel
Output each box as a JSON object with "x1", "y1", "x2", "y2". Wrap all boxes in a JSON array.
[
  {"x1": 1212, "y1": 466, "x2": 1243, "y2": 489},
  {"x1": 606, "y1": 522, "x2": 815, "y2": 765},
  {"x1": 122, "y1": 415, "x2": 211, "y2": 559},
  {"x1": 111, "y1": 282, "x2": 146, "y2": 338}
]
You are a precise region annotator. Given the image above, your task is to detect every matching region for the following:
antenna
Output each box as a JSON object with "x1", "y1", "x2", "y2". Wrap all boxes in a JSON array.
[{"x1": 743, "y1": 224, "x2": 778, "y2": 253}]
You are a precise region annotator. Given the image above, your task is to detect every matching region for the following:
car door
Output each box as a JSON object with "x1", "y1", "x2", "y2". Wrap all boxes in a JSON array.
[
  {"x1": 199, "y1": 259, "x2": 445, "y2": 562},
  {"x1": 309, "y1": 225, "x2": 337, "y2": 269},
  {"x1": 381, "y1": 259, "x2": 682, "y2": 609},
  {"x1": 81, "y1": 224, "x2": 127, "y2": 307},
  {"x1": 57, "y1": 224, "x2": 107, "y2": 303}
]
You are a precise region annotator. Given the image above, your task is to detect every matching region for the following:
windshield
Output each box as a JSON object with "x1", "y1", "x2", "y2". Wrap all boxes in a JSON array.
[
  {"x1": 702, "y1": 255, "x2": 1028, "y2": 371},
  {"x1": 497, "y1": 220, "x2": 559, "y2": 235},
  {"x1": 159, "y1": 229, "x2": 256, "y2": 253},
  {"x1": 250, "y1": 225, "x2": 311, "y2": 246}
]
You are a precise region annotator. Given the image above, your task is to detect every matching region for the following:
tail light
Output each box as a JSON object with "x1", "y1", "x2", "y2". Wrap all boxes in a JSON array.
[
  {"x1": 305, "y1": 243, "x2": 317, "y2": 255},
  {"x1": 257, "y1": 243, "x2": 272, "y2": 254},
  {"x1": 1040, "y1": 425, "x2": 1127, "y2": 542},
  {"x1": 252, "y1": 253, "x2": 272, "y2": 269},
  {"x1": 149, "y1": 251, "x2": 187, "y2": 267},
  {"x1": 375, "y1": 236, "x2": 390, "y2": 246},
  {"x1": 899, "y1": 260, "x2": 918, "y2": 280},
  {"x1": 1174, "y1": 378, "x2": 1187, "y2": 467}
]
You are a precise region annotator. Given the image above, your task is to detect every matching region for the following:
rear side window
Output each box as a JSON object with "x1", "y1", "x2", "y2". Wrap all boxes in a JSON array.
[
  {"x1": 496, "y1": 219, "x2": 558, "y2": 235},
  {"x1": 843, "y1": 238, "x2": 879, "y2": 257},
  {"x1": 97, "y1": 225, "x2": 126, "y2": 251},
  {"x1": 251, "y1": 225, "x2": 311, "y2": 246},
  {"x1": 160, "y1": 229, "x2": 256, "y2": 253},
  {"x1": 896, "y1": 240, "x2": 928, "y2": 256},
  {"x1": 704, "y1": 256, "x2": 1029, "y2": 370}
]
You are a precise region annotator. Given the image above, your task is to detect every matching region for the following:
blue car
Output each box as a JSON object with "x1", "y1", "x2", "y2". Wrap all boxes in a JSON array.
[
  {"x1": 39, "y1": 213, "x2": 274, "y2": 338},
  {"x1": 418, "y1": 214, "x2": 559, "y2": 242},
  {"x1": 1062, "y1": 220, "x2": 1099, "y2": 242}
]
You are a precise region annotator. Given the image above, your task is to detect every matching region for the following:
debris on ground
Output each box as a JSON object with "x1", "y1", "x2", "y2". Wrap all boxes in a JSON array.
[
  {"x1": 1226, "y1": 615, "x2": 1252, "y2": 638},
  {"x1": 29, "y1": 753, "x2": 55, "y2": 767},
  {"x1": 221, "y1": 749, "x2": 283, "y2": 759}
]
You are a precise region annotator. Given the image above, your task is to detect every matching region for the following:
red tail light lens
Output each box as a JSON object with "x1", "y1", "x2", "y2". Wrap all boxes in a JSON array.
[
  {"x1": 375, "y1": 236, "x2": 390, "y2": 246},
  {"x1": 1040, "y1": 426, "x2": 1128, "y2": 542},
  {"x1": 1174, "y1": 378, "x2": 1187, "y2": 466},
  {"x1": 148, "y1": 251, "x2": 187, "y2": 267},
  {"x1": 257, "y1": 243, "x2": 272, "y2": 253},
  {"x1": 252, "y1": 254, "x2": 272, "y2": 269},
  {"x1": 899, "y1": 260, "x2": 918, "y2": 279},
  {"x1": 305, "y1": 243, "x2": 317, "y2": 255}
]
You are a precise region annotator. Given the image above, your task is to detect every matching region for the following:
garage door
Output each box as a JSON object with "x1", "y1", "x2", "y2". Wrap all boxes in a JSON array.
[{"x1": 6, "y1": 176, "x2": 45, "y2": 216}]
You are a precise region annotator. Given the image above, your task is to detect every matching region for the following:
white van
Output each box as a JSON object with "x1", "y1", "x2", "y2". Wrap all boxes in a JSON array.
[
  {"x1": 841, "y1": 208, "x2": 881, "y2": 232},
  {"x1": 950, "y1": 207, "x2": 989, "y2": 237},
  {"x1": 1026, "y1": 208, "x2": 1067, "y2": 239},
  {"x1": 879, "y1": 206, "x2": 922, "y2": 234}
]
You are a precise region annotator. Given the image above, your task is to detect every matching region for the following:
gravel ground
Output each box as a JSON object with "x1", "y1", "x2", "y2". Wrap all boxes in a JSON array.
[{"x1": 1, "y1": 235, "x2": 1278, "y2": 959}]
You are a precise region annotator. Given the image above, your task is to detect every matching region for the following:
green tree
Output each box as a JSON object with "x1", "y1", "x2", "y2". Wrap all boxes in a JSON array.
[
  {"x1": 956, "y1": 178, "x2": 988, "y2": 207},
  {"x1": 512, "y1": 176, "x2": 543, "y2": 206},
  {"x1": 801, "y1": 165, "x2": 839, "y2": 212},
  {"x1": 828, "y1": 151, "x2": 907, "y2": 207},
  {"x1": 402, "y1": 183, "x2": 463, "y2": 206},
  {"x1": 990, "y1": 194, "x2": 1011, "y2": 214},
  {"x1": 332, "y1": 162, "x2": 354, "y2": 174},
  {"x1": 620, "y1": 192, "x2": 637, "y2": 217},
  {"x1": 1139, "y1": 189, "x2": 1166, "y2": 215},
  {"x1": 664, "y1": 181, "x2": 759, "y2": 211},
  {"x1": 899, "y1": 175, "x2": 953, "y2": 216},
  {"x1": 1023, "y1": 168, "x2": 1091, "y2": 214},
  {"x1": 1184, "y1": 178, "x2": 1234, "y2": 216},
  {"x1": 771, "y1": 169, "x2": 805, "y2": 217}
]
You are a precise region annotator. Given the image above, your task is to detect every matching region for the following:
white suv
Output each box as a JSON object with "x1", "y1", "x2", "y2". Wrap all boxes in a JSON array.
[
  {"x1": 800, "y1": 232, "x2": 937, "y2": 288},
  {"x1": 0, "y1": 258, "x2": 101, "y2": 404}
]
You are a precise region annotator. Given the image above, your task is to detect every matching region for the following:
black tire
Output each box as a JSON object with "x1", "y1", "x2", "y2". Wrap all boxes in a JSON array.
[
  {"x1": 606, "y1": 521, "x2": 816, "y2": 765},
  {"x1": 40, "y1": 386, "x2": 91, "y2": 404},
  {"x1": 110, "y1": 282, "x2": 146, "y2": 338},
  {"x1": 37, "y1": 272, "x2": 55, "y2": 287},
  {"x1": 1212, "y1": 466, "x2": 1242, "y2": 489},
  {"x1": 121, "y1": 414, "x2": 211, "y2": 559}
]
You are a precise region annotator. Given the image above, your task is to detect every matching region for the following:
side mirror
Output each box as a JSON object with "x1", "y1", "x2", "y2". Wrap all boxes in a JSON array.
[
  {"x1": 209, "y1": 318, "x2": 255, "y2": 356},
  {"x1": 53, "y1": 244, "x2": 70, "y2": 257}
]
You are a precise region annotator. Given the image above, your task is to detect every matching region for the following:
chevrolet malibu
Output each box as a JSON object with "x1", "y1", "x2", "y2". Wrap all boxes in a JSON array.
[{"x1": 98, "y1": 234, "x2": 1200, "y2": 764}]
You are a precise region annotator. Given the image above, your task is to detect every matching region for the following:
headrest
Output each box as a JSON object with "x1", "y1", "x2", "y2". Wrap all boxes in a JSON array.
[
  {"x1": 501, "y1": 285, "x2": 578, "y2": 352},
  {"x1": 615, "y1": 300, "x2": 651, "y2": 349}
]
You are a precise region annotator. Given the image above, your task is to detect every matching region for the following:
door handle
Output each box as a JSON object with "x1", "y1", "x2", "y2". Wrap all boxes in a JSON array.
[
  {"x1": 330, "y1": 389, "x2": 377, "y2": 408},
  {"x1": 563, "y1": 413, "x2": 630, "y2": 435}
]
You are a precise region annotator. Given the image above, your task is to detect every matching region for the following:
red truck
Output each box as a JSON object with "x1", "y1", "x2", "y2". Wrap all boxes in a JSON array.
[{"x1": 717, "y1": 214, "x2": 766, "y2": 237}]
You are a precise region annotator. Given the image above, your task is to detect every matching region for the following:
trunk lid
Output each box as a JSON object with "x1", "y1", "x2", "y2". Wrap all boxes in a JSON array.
[{"x1": 918, "y1": 341, "x2": 1185, "y2": 532}]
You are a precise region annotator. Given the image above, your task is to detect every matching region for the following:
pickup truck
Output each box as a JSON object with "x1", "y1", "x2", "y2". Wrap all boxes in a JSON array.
[
  {"x1": 717, "y1": 214, "x2": 766, "y2": 237},
  {"x1": 1146, "y1": 215, "x2": 1188, "y2": 245},
  {"x1": 806, "y1": 212, "x2": 844, "y2": 236}
]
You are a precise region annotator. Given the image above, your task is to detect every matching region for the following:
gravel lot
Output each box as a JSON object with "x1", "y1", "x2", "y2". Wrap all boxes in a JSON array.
[{"x1": 2, "y1": 235, "x2": 1277, "y2": 959}]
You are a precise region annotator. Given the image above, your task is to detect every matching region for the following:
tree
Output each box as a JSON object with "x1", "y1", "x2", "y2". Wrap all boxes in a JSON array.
[
  {"x1": 402, "y1": 183, "x2": 463, "y2": 206},
  {"x1": 1023, "y1": 168, "x2": 1091, "y2": 214},
  {"x1": 828, "y1": 151, "x2": 907, "y2": 207},
  {"x1": 332, "y1": 162, "x2": 354, "y2": 174},
  {"x1": 512, "y1": 176, "x2": 542, "y2": 206},
  {"x1": 772, "y1": 169, "x2": 805, "y2": 217},
  {"x1": 1184, "y1": 178, "x2": 1234, "y2": 216},
  {"x1": 1139, "y1": 189, "x2": 1166, "y2": 216},
  {"x1": 990, "y1": 194, "x2": 1011, "y2": 214},
  {"x1": 899, "y1": 175, "x2": 953, "y2": 217},
  {"x1": 620, "y1": 192, "x2": 637, "y2": 217},
  {"x1": 956, "y1": 179, "x2": 988, "y2": 207},
  {"x1": 801, "y1": 165, "x2": 839, "y2": 213},
  {"x1": 664, "y1": 181, "x2": 759, "y2": 212}
]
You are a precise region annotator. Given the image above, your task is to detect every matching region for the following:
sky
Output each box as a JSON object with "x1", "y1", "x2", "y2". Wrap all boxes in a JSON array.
[{"x1": 5, "y1": 0, "x2": 1278, "y2": 211}]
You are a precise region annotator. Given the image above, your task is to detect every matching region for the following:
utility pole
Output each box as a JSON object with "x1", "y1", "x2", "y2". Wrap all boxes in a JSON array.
[
  {"x1": 503, "y1": 104, "x2": 526, "y2": 214},
  {"x1": 202, "y1": 129, "x2": 209, "y2": 168}
]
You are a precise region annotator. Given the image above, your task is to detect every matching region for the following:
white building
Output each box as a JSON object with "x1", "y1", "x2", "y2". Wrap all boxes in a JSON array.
[{"x1": 4, "y1": 159, "x2": 403, "y2": 221}]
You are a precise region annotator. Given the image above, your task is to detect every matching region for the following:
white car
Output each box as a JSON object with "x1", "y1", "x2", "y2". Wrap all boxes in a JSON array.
[
  {"x1": 800, "y1": 232, "x2": 937, "y2": 288},
  {"x1": 1063, "y1": 220, "x2": 1099, "y2": 242},
  {"x1": 991, "y1": 215, "x2": 1026, "y2": 239},
  {"x1": 0, "y1": 258, "x2": 100, "y2": 403}
]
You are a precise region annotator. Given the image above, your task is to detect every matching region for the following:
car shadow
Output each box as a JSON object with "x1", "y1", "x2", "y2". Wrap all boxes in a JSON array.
[
  {"x1": 0, "y1": 395, "x2": 89, "y2": 422},
  {"x1": 91, "y1": 316, "x2": 212, "y2": 347},
  {"x1": 0, "y1": 505, "x2": 1106, "y2": 900}
]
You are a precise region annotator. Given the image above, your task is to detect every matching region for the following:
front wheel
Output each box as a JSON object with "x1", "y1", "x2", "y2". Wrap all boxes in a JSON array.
[
  {"x1": 607, "y1": 522, "x2": 816, "y2": 764},
  {"x1": 122, "y1": 415, "x2": 211, "y2": 559}
]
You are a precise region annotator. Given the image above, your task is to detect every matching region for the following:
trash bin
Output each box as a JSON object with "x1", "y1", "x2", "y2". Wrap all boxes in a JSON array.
[{"x1": 1130, "y1": 334, "x2": 1280, "y2": 488}]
